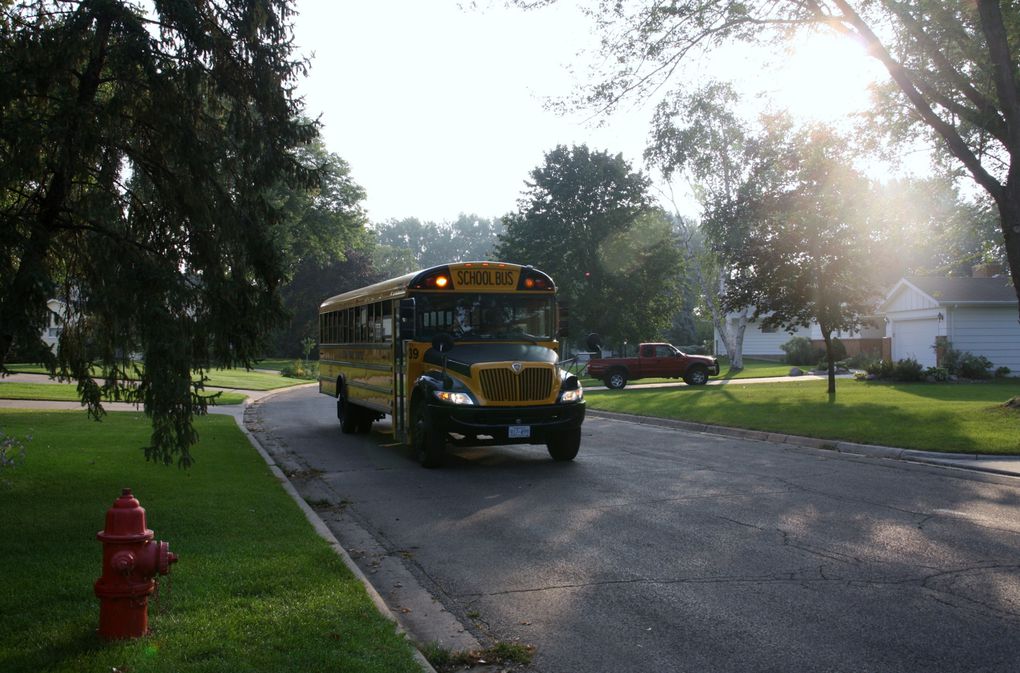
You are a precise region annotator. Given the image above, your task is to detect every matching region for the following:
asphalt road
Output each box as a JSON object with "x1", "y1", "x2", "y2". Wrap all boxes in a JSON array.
[{"x1": 250, "y1": 387, "x2": 1020, "y2": 673}]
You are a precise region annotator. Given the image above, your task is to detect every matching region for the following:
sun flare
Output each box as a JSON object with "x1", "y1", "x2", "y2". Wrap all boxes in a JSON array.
[{"x1": 763, "y1": 32, "x2": 885, "y2": 123}]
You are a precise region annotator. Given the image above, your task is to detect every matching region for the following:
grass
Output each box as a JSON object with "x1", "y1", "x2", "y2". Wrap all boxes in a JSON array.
[
  {"x1": 584, "y1": 379, "x2": 1020, "y2": 455},
  {"x1": 0, "y1": 411, "x2": 421, "y2": 673},
  {"x1": 4, "y1": 363, "x2": 307, "y2": 391},
  {"x1": 0, "y1": 382, "x2": 247, "y2": 405}
]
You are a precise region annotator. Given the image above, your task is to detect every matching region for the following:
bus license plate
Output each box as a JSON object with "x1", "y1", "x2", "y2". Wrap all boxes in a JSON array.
[{"x1": 508, "y1": 425, "x2": 530, "y2": 439}]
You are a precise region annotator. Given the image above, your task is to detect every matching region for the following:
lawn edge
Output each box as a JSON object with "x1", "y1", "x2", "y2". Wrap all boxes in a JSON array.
[
  {"x1": 231, "y1": 388, "x2": 438, "y2": 673},
  {"x1": 586, "y1": 408, "x2": 1020, "y2": 480}
]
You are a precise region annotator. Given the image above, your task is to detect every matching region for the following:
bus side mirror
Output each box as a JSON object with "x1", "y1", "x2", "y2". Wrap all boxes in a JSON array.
[
  {"x1": 399, "y1": 298, "x2": 416, "y2": 338},
  {"x1": 585, "y1": 332, "x2": 602, "y2": 351}
]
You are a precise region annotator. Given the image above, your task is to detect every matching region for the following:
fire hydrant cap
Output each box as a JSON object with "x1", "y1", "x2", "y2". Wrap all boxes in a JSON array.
[{"x1": 97, "y1": 488, "x2": 154, "y2": 542}]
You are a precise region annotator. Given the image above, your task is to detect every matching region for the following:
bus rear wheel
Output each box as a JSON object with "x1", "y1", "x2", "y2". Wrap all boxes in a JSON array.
[
  {"x1": 337, "y1": 389, "x2": 359, "y2": 434},
  {"x1": 412, "y1": 404, "x2": 445, "y2": 468},
  {"x1": 547, "y1": 428, "x2": 581, "y2": 462}
]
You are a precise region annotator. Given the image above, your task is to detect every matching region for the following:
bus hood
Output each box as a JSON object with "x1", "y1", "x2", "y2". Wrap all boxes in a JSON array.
[{"x1": 424, "y1": 343, "x2": 557, "y2": 377}]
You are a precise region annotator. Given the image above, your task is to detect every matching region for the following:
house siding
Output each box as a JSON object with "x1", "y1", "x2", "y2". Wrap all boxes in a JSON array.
[
  {"x1": 947, "y1": 307, "x2": 1020, "y2": 372},
  {"x1": 737, "y1": 322, "x2": 812, "y2": 359}
]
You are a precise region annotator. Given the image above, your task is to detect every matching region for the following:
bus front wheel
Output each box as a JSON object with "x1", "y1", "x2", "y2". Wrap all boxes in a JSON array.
[
  {"x1": 547, "y1": 428, "x2": 581, "y2": 462},
  {"x1": 412, "y1": 404, "x2": 445, "y2": 468}
]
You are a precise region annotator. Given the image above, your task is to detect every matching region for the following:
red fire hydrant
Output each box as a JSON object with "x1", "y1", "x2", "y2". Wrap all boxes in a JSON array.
[{"x1": 94, "y1": 488, "x2": 178, "y2": 640}]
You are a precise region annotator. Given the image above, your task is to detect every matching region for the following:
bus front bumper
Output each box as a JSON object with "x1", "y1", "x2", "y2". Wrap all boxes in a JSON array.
[{"x1": 427, "y1": 402, "x2": 586, "y2": 445}]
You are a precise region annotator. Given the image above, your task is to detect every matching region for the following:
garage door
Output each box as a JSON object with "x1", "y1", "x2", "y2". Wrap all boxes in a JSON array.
[{"x1": 892, "y1": 319, "x2": 938, "y2": 367}]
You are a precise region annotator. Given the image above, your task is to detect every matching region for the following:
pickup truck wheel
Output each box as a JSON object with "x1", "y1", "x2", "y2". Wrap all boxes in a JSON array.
[
  {"x1": 683, "y1": 365, "x2": 709, "y2": 386},
  {"x1": 547, "y1": 428, "x2": 581, "y2": 462},
  {"x1": 412, "y1": 403, "x2": 445, "y2": 468},
  {"x1": 605, "y1": 370, "x2": 628, "y2": 389}
]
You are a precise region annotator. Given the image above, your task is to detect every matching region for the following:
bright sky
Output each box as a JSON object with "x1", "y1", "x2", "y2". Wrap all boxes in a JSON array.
[{"x1": 292, "y1": 1, "x2": 891, "y2": 224}]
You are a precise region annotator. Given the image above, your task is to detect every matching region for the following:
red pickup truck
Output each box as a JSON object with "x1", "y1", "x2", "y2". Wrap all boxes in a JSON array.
[{"x1": 586, "y1": 342, "x2": 720, "y2": 389}]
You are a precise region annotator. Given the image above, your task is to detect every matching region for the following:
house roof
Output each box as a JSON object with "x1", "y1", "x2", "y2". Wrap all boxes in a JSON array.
[{"x1": 884, "y1": 276, "x2": 1017, "y2": 310}]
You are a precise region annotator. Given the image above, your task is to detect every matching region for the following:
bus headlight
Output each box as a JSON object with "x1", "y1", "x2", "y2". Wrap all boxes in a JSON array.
[
  {"x1": 433, "y1": 390, "x2": 475, "y2": 405},
  {"x1": 558, "y1": 386, "x2": 583, "y2": 403}
]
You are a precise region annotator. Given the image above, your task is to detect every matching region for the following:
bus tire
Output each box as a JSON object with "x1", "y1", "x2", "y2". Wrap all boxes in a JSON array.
[
  {"x1": 356, "y1": 411, "x2": 374, "y2": 434},
  {"x1": 337, "y1": 387, "x2": 359, "y2": 434},
  {"x1": 412, "y1": 403, "x2": 445, "y2": 468},
  {"x1": 547, "y1": 428, "x2": 581, "y2": 462}
]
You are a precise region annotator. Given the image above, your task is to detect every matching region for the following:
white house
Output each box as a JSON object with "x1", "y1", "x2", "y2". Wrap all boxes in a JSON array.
[
  {"x1": 881, "y1": 275, "x2": 1020, "y2": 371},
  {"x1": 42, "y1": 299, "x2": 66, "y2": 352},
  {"x1": 714, "y1": 315, "x2": 886, "y2": 361}
]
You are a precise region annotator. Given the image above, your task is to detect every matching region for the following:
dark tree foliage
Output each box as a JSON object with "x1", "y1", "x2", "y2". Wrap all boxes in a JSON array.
[
  {"x1": 0, "y1": 0, "x2": 316, "y2": 466},
  {"x1": 271, "y1": 249, "x2": 380, "y2": 358},
  {"x1": 497, "y1": 144, "x2": 683, "y2": 347},
  {"x1": 715, "y1": 123, "x2": 880, "y2": 395}
]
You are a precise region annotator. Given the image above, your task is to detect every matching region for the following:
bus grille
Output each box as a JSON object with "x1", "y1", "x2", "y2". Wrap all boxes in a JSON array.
[{"x1": 479, "y1": 367, "x2": 554, "y2": 402}]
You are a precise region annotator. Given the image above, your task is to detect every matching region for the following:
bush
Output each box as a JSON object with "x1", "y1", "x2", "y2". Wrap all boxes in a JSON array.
[
  {"x1": 780, "y1": 336, "x2": 822, "y2": 366},
  {"x1": 865, "y1": 359, "x2": 895, "y2": 379},
  {"x1": 995, "y1": 366, "x2": 1012, "y2": 379},
  {"x1": 280, "y1": 360, "x2": 318, "y2": 380},
  {"x1": 893, "y1": 358, "x2": 925, "y2": 382},
  {"x1": 925, "y1": 367, "x2": 949, "y2": 382},
  {"x1": 957, "y1": 352, "x2": 993, "y2": 379}
]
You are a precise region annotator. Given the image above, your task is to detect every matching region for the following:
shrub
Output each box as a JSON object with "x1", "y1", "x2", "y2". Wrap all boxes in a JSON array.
[
  {"x1": 925, "y1": 367, "x2": 949, "y2": 382},
  {"x1": 780, "y1": 336, "x2": 822, "y2": 366},
  {"x1": 957, "y1": 352, "x2": 993, "y2": 379},
  {"x1": 995, "y1": 366, "x2": 1012, "y2": 379},
  {"x1": 865, "y1": 359, "x2": 895, "y2": 379},
  {"x1": 893, "y1": 358, "x2": 925, "y2": 382},
  {"x1": 280, "y1": 360, "x2": 318, "y2": 380}
]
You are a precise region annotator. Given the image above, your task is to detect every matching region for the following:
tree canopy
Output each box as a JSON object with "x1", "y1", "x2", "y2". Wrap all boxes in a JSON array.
[
  {"x1": 715, "y1": 122, "x2": 881, "y2": 394},
  {"x1": 527, "y1": 0, "x2": 1020, "y2": 321},
  {"x1": 497, "y1": 144, "x2": 683, "y2": 347},
  {"x1": 371, "y1": 214, "x2": 503, "y2": 276},
  {"x1": 0, "y1": 0, "x2": 316, "y2": 466}
]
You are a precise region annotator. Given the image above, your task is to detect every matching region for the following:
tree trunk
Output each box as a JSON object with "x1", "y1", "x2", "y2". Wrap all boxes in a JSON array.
[
  {"x1": 995, "y1": 180, "x2": 1020, "y2": 328},
  {"x1": 822, "y1": 331, "x2": 837, "y2": 396}
]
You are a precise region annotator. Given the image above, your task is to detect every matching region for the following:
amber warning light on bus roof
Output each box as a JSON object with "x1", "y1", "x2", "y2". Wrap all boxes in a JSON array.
[
  {"x1": 410, "y1": 267, "x2": 454, "y2": 290},
  {"x1": 517, "y1": 268, "x2": 554, "y2": 291}
]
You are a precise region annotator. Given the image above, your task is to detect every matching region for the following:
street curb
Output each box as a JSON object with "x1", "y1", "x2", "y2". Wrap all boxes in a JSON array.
[
  {"x1": 232, "y1": 387, "x2": 439, "y2": 673},
  {"x1": 586, "y1": 409, "x2": 1020, "y2": 479}
]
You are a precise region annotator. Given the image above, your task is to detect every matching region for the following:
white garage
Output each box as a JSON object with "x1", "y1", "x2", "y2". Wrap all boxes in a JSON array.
[{"x1": 882, "y1": 275, "x2": 1020, "y2": 373}]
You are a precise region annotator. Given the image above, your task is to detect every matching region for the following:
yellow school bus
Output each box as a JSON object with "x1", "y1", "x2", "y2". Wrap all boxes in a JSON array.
[{"x1": 318, "y1": 262, "x2": 585, "y2": 467}]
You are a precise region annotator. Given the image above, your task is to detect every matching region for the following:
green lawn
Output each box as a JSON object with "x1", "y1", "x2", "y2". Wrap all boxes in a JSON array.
[
  {"x1": 0, "y1": 411, "x2": 421, "y2": 673},
  {"x1": 4, "y1": 363, "x2": 307, "y2": 391},
  {"x1": 0, "y1": 382, "x2": 247, "y2": 405},
  {"x1": 584, "y1": 379, "x2": 1020, "y2": 454}
]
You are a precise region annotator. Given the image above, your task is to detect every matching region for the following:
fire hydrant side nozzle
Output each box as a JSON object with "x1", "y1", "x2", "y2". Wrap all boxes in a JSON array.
[{"x1": 95, "y1": 488, "x2": 178, "y2": 640}]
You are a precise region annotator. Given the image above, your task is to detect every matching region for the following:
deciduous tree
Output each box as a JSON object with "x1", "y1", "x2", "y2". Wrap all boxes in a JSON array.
[
  {"x1": 497, "y1": 144, "x2": 683, "y2": 347},
  {"x1": 522, "y1": 0, "x2": 1020, "y2": 324},
  {"x1": 716, "y1": 123, "x2": 880, "y2": 395}
]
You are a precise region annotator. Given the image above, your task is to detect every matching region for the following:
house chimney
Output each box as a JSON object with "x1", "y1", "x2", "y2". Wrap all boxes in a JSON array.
[{"x1": 972, "y1": 262, "x2": 1003, "y2": 278}]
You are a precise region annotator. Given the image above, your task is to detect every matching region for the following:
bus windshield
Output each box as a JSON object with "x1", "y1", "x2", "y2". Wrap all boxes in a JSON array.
[{"x1": 415, "y1": 293, "x2": 556, "y2": 341}]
